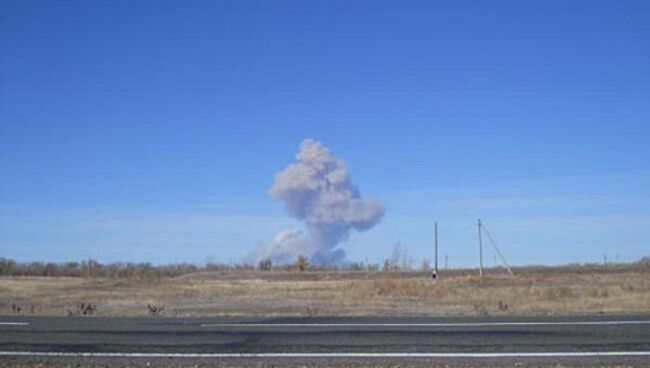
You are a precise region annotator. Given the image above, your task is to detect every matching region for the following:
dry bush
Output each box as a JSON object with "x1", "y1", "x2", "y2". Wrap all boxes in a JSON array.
[
  {"x1": 304, "y1": 306, "x2": 319, "y2": 317},
  {"x1": 498, "y1": 300, "x2": 509, "y2": 312},
  {"x1": 296, "y1": 256, "x2": 309, "y2": 272},
  {"x1": 147, "y1": 304, "x2": 165, "y2": 317},
  {"x1": 473, "y1": 302, "x2": 489, "y2": 316},
  {"x1": 67, "y1": 302, "x2": 97, "y2": 316},
  {"x1": 258, "y1": 259, "x2": 272, "y2": 271}
]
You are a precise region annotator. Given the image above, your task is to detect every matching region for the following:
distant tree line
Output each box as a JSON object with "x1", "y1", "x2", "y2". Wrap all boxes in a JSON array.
[
  {"x1": 0, "y1": 256, "x2": 400, "y2": 278},
  {"x1": 3, "y1": 255, "x2": 644, "y2": 278},
  {"x1": 0, "y1": 258, "x2": 236, "y2": 279},
  {"x1": 0, "y1": 244, "x2": 425, "y2": 278}
]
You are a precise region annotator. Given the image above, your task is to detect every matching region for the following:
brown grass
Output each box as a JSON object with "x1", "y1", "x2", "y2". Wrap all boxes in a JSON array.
[{"x1": 1, "y1": 264, "x2": 648, "y2": 317}]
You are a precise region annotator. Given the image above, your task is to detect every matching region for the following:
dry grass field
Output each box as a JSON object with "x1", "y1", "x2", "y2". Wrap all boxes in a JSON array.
[{"x1": 1, "y1": 263, "x2": 648, "y2": 317}]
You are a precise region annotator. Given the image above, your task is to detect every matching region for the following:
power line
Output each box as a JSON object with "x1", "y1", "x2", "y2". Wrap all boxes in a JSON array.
[{"x1": 480, "y1": 222, "x2": 514, "y2": 277}]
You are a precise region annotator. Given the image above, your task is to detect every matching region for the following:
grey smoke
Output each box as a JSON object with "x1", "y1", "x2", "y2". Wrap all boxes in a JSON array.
[{"x1": 252, "y1": 139, "x2": 384, "y2": 265}]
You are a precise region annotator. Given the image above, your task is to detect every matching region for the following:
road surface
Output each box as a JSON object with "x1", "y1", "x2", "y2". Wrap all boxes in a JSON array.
[{"x1": 1, "y1": 314, "x2": 649, "y2": 366}]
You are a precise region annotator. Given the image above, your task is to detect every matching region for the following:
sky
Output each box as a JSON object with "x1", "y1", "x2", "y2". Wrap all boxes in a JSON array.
[{"x1": 1, "y1": 0, "x2": 649, "y2": 267}]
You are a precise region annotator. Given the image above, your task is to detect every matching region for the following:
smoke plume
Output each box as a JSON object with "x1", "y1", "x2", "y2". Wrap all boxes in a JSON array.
[{"x1": 252, "y1": 139, "x2": 384, "y2": 265}]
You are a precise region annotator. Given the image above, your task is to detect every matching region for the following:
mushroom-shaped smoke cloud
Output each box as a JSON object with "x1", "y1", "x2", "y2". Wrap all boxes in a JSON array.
[{"x1": 252, "y1": 139, "x2": 384, "y2": 265}]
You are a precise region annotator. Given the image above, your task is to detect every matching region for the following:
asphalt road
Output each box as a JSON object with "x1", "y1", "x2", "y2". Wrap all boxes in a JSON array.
[{"x1": 1, "y1": 314, "x2": 649, "y2": 366}]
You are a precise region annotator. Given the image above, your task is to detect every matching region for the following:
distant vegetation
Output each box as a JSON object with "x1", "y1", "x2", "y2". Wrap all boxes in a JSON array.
[
  {"x1": 0, "y1": 244, "x2": 435, "y2": 278},
  {"x1": 0, "y1": 258, "x2": 204, "y2": 279},
  {"x1": 0, "y1": 256, "x2": 648, "y2": 279},
  {"x1": 0, "y1": 256, "x2": 382, "y2": 278}
]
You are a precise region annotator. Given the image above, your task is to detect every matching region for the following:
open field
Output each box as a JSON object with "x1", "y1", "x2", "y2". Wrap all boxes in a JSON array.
[{"x1": 1, "y1": 263, "x2": 648, "y2": 317}]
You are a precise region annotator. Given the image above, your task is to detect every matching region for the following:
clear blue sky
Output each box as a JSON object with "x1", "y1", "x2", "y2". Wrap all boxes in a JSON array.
[{"x1": 1, "y1": 1, "x2": 649, "y2": 266}]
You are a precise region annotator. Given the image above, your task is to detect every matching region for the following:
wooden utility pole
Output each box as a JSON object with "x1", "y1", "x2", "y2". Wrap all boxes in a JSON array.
[
  {"x1": 434, "y1": 222, "x2": 439, "y2": 277},
  {"x1": 478, "y1": 219, "x2": 484, "y2": 277}
]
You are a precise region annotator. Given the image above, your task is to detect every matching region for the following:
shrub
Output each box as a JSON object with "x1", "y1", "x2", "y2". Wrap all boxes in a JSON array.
[
  {"x1": 304, "y1": 306, "x2": 319, "y2": 317},
  {"x1": 147, "y1": 304, "x2": 165, "y2": 317},
  {"x1": 473, "y1": 302, "x2": 489, "y2": 316},
  {"x1": 259, "y1": 259, "x2": 273, "y2": 271},
  {"x1": 296, "y1": 256, "x2": 309, "y2": 272},
  {"x1": 67, "y1": 302, "x2": 97, "y2": 316}
]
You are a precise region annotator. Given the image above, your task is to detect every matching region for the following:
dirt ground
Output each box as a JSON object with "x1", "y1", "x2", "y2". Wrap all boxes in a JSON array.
[{"x1": 1, "y1": 264, "x2": 648, "y2": 317}]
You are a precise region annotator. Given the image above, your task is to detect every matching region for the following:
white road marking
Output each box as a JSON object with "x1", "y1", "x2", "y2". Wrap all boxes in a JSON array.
[
  {"x1": 200, "y1": 320, "x2": 650, "y2": 328},
  {"x1": 0, "y1": 322, "x2": 29, "y2": 326},
  {"x1": 1, "y1": 351, "x2": 649, "y2": 358}
]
